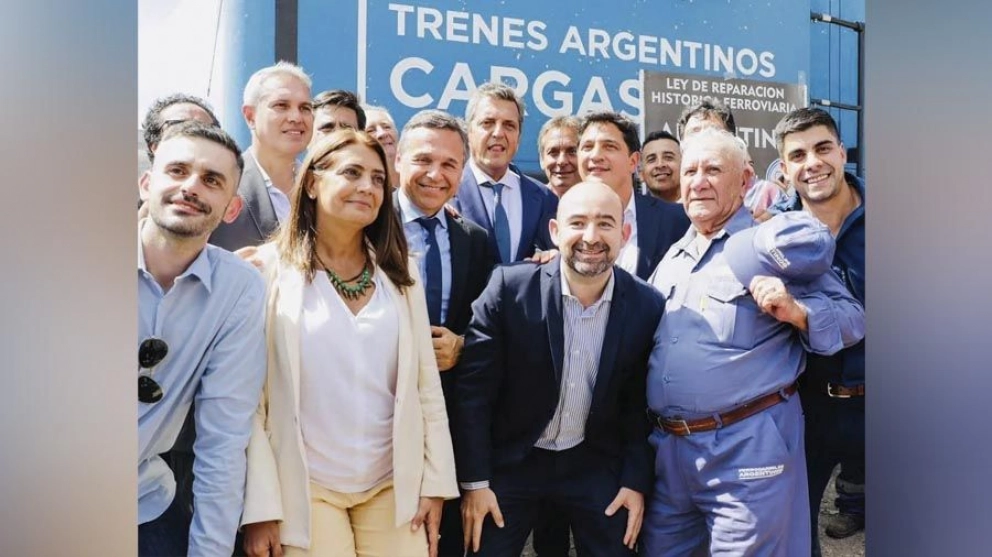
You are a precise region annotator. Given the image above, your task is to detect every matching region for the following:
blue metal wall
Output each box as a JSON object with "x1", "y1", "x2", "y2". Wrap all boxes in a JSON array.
[{"x1": 810, "y1": 0, "x2": 865, "y2": 175}]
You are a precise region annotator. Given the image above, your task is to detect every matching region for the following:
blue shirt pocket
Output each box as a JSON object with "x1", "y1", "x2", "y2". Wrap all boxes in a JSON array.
[{"x1": 704, "y1": 279, "x2": 760, "y2": 350}]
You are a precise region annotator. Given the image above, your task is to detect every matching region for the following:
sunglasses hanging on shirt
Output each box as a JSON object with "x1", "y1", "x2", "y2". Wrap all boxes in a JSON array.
[{"x1": 138, "y1": 337, "x2": 169, "y2": 403}]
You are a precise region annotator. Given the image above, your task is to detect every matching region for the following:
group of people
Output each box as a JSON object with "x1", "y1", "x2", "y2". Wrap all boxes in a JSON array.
[{"x1": 137, "y1": 60, "x2": 865, "y2": 557}]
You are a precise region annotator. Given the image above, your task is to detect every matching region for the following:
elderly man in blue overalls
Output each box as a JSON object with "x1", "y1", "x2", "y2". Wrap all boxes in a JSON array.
[{"x1": 640, "y1": 128, "x2": 865, "y2": 556}]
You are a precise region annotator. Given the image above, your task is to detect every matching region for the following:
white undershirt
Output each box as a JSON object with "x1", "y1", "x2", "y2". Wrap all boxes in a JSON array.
[
  {"x1": 616, "y1": 193, "x2": 639, "y2": 274},
  {"x1": 299, "y1": 271, "x2": 399, "y2": 493}
]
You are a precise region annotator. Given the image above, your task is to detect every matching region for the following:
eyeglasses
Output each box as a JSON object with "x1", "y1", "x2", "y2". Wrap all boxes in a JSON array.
[{"x1": 138, "y1": 338, "x2": 169, "y2": 403}]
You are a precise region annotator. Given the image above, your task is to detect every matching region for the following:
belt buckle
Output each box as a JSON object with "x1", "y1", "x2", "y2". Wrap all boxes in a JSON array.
[
  {"x1": 667, "y1": 418, "x2": 692, "y2": 436},
  {"x1": 827, "y1": 383, "x2": 851, "y2": 399}
]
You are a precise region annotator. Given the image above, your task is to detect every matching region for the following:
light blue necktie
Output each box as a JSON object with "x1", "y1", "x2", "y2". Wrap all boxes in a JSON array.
[{"x1": 486, "y1": 182, "x2": 512, "y2": 263}]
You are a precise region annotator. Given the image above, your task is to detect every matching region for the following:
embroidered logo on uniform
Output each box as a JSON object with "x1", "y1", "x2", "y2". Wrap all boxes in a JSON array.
[
  {"x1": 767, "y1": 247, "x2": 791, "y2": 270},
  {"x1": 738, "y1": 465, "x2": 785, "y2": 480}
]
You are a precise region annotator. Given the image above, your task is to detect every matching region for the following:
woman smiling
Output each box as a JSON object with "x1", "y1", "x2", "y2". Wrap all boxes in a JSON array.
[{"x1": 241, "y1": 129, "x2": 457, "y2": 557}]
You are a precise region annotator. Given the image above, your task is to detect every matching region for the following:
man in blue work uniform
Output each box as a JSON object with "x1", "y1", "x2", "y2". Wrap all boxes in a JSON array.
[
  {"x1": 773, "y1": 107, "x2": 866, "y2": 554},
  {"x1": 641, "y1": 128, "x2": 865, "y2": 556}
]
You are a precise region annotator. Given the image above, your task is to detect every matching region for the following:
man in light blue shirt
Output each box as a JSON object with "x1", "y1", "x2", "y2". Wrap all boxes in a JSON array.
[
  {"x1": 641, "y1": 129, "x2": 864, "y2": 556},
  {"x1": 138, "y1": 121, "x2": 267, "y2": 556}
]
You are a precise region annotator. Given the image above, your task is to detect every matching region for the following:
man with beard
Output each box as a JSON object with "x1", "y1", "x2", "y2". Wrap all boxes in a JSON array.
[
  {"x1": 577, "y1": 111, "x2": 689, "y2": 280},
  {"x1": 454, "y1": 181, "x2": 663, "y2": 556},
  {"x1": 453, "y1": 82, "x2": 558, "y2": 264},
  {"x1": 138, "y1": 122, "x2": 266, "y2": 556},
  {"x1": 537, "y1": 116, "x2": 582, "y2": 198},
  {"x1": 639, "y1": 130, "x2": 681, "y2": 202}
]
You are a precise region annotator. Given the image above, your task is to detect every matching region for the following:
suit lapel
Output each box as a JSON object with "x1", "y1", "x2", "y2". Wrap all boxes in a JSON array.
[
  {"x1": 591, "y1": 271, "x2": 626, "y2": 411},
  {"x1": 517, "y1": 173, "x2": 541, "y2": 261},
  {"x1": 445, "y1": 212, "x2": 470, "y2": 330},
  {"x1": 241, "y1": 153, "x2": 280, "y2": 239},
  {"x1": 379, "y1": 269, "x2": 414, "y2": 407},
  {"x1": 634, "y1": 194, "x2": 659, "y2": 279},
  {"x1": 457, "y1": 166, "x2": 502, "y2": 259},
  {"x1": 457, "y1": 167, "x2": 492, "y2": 229},
  {"x1": 541, "y1": 261, "x2": 565, "y2": 384}
]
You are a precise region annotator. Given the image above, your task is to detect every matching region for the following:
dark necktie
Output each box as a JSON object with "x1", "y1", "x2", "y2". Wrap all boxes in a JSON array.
[
  {"x1": 484, "y1": 182, "x2": 512, "y2": 263},
  {"x1": 416, "y1": 216, "x2": 443, "y2": 326}
]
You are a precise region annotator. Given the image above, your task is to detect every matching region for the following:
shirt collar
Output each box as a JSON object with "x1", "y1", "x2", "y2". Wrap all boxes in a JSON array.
[
  {"x1": 137, "y1": 219, "x2": 214, "y2": 292},
  {"x1": 624, "y1": 193, "x2": 637, "y2": 228},
  {"x1": 398, "y1": 189, "x2": 448, "y2": 230},
  {"x1": 249, "y1": 150, "x2": 300, "y2": 190},
  {"x1": 672, "y1": 205, "x2": 755, "y2": 257},
  {"x1": 559, "y1": 261, "x2": 616, "y2": 305},
  {"x1": 469, "y1": 158, "x2": 519, "y2": 189}
]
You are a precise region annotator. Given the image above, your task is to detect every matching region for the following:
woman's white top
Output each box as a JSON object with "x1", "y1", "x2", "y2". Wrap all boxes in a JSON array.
[{"x1": 299, "y1": 271, "x2": 399, "y2": 493}]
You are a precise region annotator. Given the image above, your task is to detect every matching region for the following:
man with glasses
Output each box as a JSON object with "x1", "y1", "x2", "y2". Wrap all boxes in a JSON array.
[
  {"x1": 141, "y1": 93, "x2": 221, "y2": 165},
  {"x1": 138, "y1": 121, "x2": 267, "y2": 556}
]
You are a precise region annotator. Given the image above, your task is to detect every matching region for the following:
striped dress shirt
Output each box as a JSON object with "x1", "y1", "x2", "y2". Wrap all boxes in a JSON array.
[{"x1": 535, "y1": 266, "x2": 615, "y2": 451}]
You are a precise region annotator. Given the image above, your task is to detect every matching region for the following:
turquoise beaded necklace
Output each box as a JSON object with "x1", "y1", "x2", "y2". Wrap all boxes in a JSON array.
[{"x1": 317, "y1": 254, "x2": 373, "y2": 301}]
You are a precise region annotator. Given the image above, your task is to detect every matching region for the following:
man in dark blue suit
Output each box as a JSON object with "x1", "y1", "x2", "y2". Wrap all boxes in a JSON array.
[
  {"x1": 578, "y1": 111, "x2": 690, "y2": 280},
  {"x1": 393, "y1": 109, "x2": 495, "y2": 556},
  {"x1": 454, "y1": 182, "x2": 664, "y2": 557},
  {"x1": 452, "y1": 82, "x2": 558, "y2": 264}
]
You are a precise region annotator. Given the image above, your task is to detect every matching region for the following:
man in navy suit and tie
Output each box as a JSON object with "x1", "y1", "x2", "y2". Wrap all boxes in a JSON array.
[
  {"x1": 578, "y1": 111, "x2": 690, "y2": 280},
  {"x1": 393, "y1": 109, "x2": 494, "y2": 556},
  {"x1": 453, "y1": 82, "x2": 558, "y2": 264},
  {"x1": 454, "y1": 181, "x2": 664, "y2": 557}
]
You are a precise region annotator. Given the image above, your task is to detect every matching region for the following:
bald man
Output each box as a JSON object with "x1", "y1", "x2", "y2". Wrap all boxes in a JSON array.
[{"x1": 454, "y1": 182, "x2": 664, "y2": 556}]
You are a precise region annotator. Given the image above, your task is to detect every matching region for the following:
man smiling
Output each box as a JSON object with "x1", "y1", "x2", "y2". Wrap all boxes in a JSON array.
[
  {"x1": 455, "y1": 181, "x2": 663, "y2": 556},
  {"x1": 577, "y1": 111, "x2": 689, "y2": 280},
  {"x1": 393, "y1": 108, "x2": 493, "y2": 556},
  {"x1": 210, "y1": 62, "x2": 314, "y2": 251},
  {"x1": 138, "y1": 122, "x2": 266, "y2": 556}
]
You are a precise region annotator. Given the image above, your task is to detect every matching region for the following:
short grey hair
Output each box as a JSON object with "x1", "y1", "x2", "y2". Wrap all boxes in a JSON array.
[
  {"x1": 680, "y1": 128, "x2": 747, "y2": 171},
  {"x1": 242, "y1": 61, "x2": 312, "y2": 107},
  {"x1": 362, "y1": 104, "x2": 396, "y2": 126},
  {"x1": 398, "y1": 109, "x2": 470, "y2": 163},
  {"x1": 537, "y1": 115, "x2": 581, "y2": 153},
  {"x1": 465, "y1": 82, "x2": 525, "y2": 128}
]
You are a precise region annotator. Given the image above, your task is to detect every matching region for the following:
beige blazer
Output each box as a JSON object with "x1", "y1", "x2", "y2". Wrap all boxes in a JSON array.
[{"x1": 241, "y1": 245, "x2": 458, "y2": 549}]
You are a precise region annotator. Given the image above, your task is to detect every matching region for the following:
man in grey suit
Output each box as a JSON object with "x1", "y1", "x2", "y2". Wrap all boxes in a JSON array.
[
  {"x1": 394, "y1": 109, "x2": 493, "y2": 556},
  {"x1": 209, "y1": 61, "x2": 314, "y2": 251}
]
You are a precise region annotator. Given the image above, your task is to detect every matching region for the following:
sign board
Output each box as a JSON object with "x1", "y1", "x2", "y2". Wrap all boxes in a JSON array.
[
  {"x1": 223, "y1": 0, "x2": 812, "y2": 174},
  {"x1": 642, "y1": 71, "x2": 807, "y2": 178}
]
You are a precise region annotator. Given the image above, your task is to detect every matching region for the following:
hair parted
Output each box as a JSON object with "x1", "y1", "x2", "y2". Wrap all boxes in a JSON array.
[
  {"x1": 313, "y1": 89, "x2": 367, "y2": 129},
  {"x1": 466, "y1": 82, "x2": 525, "y2": 127},
  {"x1": 274, "y1": 128, "x2": 412, "y2": 289},
  {"x1": 397, "y1": 109, "x2": 469, "y2": 163},
  {"x1": 580, "y1": 111, "x2": 641, "y2": 154},
  {"x1": 773, "y1": 107, "x2": 841, "y2": 155}
]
